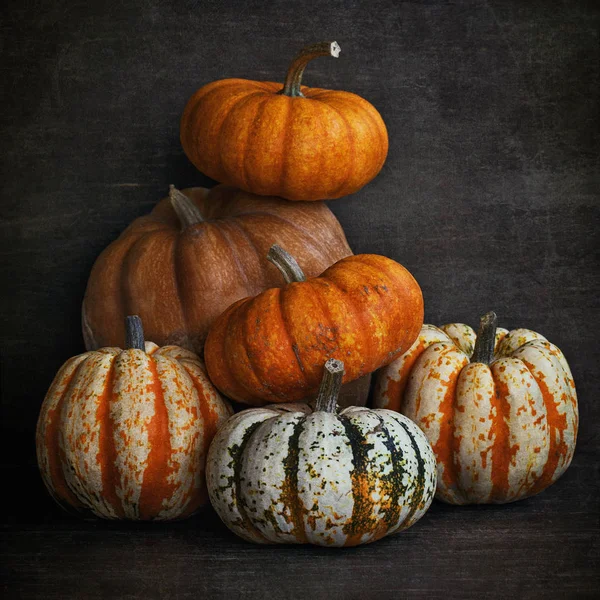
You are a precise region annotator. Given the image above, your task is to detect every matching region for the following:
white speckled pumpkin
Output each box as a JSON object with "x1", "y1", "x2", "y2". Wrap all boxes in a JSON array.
[
  {"x1": 373, "y1": 312, "x2": 578, "y2": 504},
  {"x1": 36, "y1": 316, "x2": 232, "y2": 521},
  {"x1": 206, "y1": 359, "x2": 436, "y2": 547}
]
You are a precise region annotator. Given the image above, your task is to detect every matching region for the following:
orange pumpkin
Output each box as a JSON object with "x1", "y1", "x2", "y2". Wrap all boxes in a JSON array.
[
  {"x1": 204, "y1": 245, "x2": 424, "y2": 405},
  {"x1": 82, "y1": 185, "x2": 352, "y2": 354},
  {"x1": 180, "y1": 41, "x2": 388, "y2": 201},
  {"x1": 36, "y1": 316, "x2": 232, "y2": 520}
]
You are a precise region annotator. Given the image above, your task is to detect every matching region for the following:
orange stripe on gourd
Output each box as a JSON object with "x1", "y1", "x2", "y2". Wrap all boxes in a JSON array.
[
  {"x1": 373, "y1": 312, "x2": 578, "y2": 504},
  {"x1": 36, "y1": 316, "x2": 231, "y2": 521}
]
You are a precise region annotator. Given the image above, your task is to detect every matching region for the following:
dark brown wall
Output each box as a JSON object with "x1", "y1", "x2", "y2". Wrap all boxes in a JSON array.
[{"x1": 1, "y1": 1, "x2": 598, "y2": 597}]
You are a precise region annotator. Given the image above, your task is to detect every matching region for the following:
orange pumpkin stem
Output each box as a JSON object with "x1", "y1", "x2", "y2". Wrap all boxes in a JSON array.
[
  {"x1": 280, "y1": 41, "x2": 341, "y2": 97},
  {"x1": 267, "y1": 244, "x2": 306, "y2": 283},
  {"x1": 471, "y1": 311, "x2": 498, "y2": 365},
  {"x1": 125, "y1": 315, "x2": 145, "y2": 351},
  {"x1": 169, "y1": 185, "x2": 204, "y2": 229},
  {"x1": 314, "y1": 359, "x2": 345, "y2": 413}
]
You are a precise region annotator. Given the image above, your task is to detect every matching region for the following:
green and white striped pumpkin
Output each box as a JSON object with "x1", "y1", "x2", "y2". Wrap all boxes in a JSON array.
[{"x1": 206, "y1": 359, "x2": 437, "y2": 547}]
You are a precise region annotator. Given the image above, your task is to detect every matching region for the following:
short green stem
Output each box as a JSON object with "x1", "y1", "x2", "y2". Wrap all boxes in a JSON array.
[
  {"x1": 314, "y1": 359, "x2": 345, "y2": 413},
  {"x1": 279, "y1": 41, "x2": 340, "y2": 97},
  {"x1": 471, "y1": 311, "x2": 498, "y2": 364}
]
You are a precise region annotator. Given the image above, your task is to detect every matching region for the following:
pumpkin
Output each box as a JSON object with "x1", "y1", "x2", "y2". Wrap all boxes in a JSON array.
[
  {"x1": 204, "y1": 245, "x2": 424, "y2": 405},
  {"x1": 82, "y1": 184, "x2": 352, "y2": 354},
  {"x1": 180, "y1": 41, "x2": 388, "y2": 201},
  {"x1": 36, "y1": 316, "x2": 232, "y2": 520},
  {"x1": 373, "y1": 312, "x2": 578, "y2": 504},
  {"x1": 206, "y1": 359, "x2": 436, "y2": 546}
]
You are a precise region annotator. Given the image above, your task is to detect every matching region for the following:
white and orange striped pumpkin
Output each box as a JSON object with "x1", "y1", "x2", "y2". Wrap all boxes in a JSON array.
[
  {"x1": 36, "y1": 316, "x2": 232, "y2": 521},
  {"x1": 373, "y1": 312, "x2": 578, "y2": 504},
  {"x1": 207, "y1": 359, "x2": 436, "y2": 547}
]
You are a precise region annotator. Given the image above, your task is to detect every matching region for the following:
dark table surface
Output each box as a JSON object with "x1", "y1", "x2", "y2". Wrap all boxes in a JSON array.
[{"x1": 2, "y1": 1, "x2": 599, "y2": 598}]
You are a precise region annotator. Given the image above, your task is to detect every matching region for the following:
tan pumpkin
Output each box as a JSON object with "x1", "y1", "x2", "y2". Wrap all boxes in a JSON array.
[
  {"x1": 82, "y1": 185, "x2": 352, "y2": 354},
  {"x1": 373, "y1": 312, "x2": 578, "y2": 504},
  {"x1": 180, "y1": 41, "x2": 388, "y2": 201},
  {"x1": 36, "y1": 316, "x2": 232, "y2": 520}
]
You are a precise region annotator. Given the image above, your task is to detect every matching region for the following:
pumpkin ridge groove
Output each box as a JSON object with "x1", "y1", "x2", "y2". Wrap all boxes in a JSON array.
[
  {"x1": 214, "y1": 223, "x2": 253, "y2": 288},
  {"x1": 240, "y1": 95, "x2": 272, "y2": 192},
  {"x1": 188, "y1": 85, "x2": 262, "y2": 181},
  {"x1": 519, "y1": 356, "x2": 570, "y2": 496},
  {"x1": 320, "y1": 101, "x2": 355, "y2": 197},
  {"x1": 418, "y1": 344, "x2": 465, "y2": 498},
  {"x1": 224, "y1": 298, "x2": 271, "y2": 404},
  {"x1": 277, "y1": 288, "x2": 306, "y2": 382},
  {"x1": 181, "y1": 360, "x2": 219, "y2": 459},
  {"x1": 325, "y1": 93, "x2": 388, "y2": 171},
  {"x1": 305, "y1": 279, "x2": 343, "y2": 366},
  {"x1": 324, "y1": 276, "x2": 374, "y2": 376},
  {"x1": 223, "y1": 219, "x2": 269, "y2": 289},
  {"x1": 241, "y1": 294, "x2": 273, "y2": 399},
  {"x1": 96, "y1": 354, "x2": 124, "y2": 518},
  {"x1": 489, "y1": 369, "x2": 512, "y2": 502},
  {"x1": 279, "y1": 415, "x2": 308, "y2": 543},
  {"x1": 277, "y1": 99, "x2": 293, "y2": 197},
  {"x1": 386, "y1": 413, "x2": 428, "y2": 529},
  {"x1": 309, "y1": 102, "x2": 330, "y2": 200},
  {"x1": 42, "y1": 356, "x2": 90, "y2": 512},
  {"x1": 373, "y1": 412, "x2": 406, "y2": 532},
  {"x1": 216, "y1": 91, "x2": 267, "y2": 185},
  {"x1": 171, "y1": 357, "x2": 215, "y2": 517},
  {"x1": 219, "y1": 302, "x2": 251, "y2": 402},
  {"x1": 119, "y1": 230, "x2": 156, "y2": 321},
  {"x1": 63, "y1": 354, "x2": 114, "y2": 513},
  {"x1": 171, "y1": 230, "x2": 190, "y2": 346},
  {"x1": 86, "y1": 232, "x2": 148, "y2": 349},
  {"x1": 232, "y1": 420, "x2": 272, "y2": 543},
  {"x1": 337, "y1": 414, "x2": 378, "y2": 546},
  {"x1": 137, "y1": 357, "x2": 176, "y2": 520}
]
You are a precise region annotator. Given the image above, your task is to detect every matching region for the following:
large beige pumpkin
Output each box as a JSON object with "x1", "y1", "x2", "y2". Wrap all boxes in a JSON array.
[
  {"x1": 36, "y1": 316, "x2": 232, "y2": 520},
  {"x1": 206, "y1": 359, "x2": 436, "y2": 547},
  {"x1": 373, "y1": 312, "x2": 578, "y2": 504}
]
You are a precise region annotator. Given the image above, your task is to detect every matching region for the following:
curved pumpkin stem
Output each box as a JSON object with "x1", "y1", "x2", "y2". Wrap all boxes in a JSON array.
[
  {"x1": 125, "y1": 315, "x2": 145, "y2": 351},
  {"x1": 471, "y1": 311, "x2": 498, "y2": 365},
  {"x1": 279, "y1": 41, "x2": 340, "y2": 98},
  {"x1": 169, "y1": 185, "x2": 204, "y2": 229},
  {"x1": 314, "y1": 359, "x2": 345, "y2": 413},
  {"x1": 267, "y1": 244, "x2": 306, "y2": 283}
]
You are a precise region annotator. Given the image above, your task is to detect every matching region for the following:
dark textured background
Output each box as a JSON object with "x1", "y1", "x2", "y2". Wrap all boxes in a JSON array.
[{"x1": 1, "y1": 1, "x2": 599, "y2": 598}]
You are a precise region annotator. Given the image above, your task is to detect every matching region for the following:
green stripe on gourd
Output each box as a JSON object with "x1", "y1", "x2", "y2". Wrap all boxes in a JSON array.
[{"x1": 205, "y1": 359, "x2": 437, "y2": 547}]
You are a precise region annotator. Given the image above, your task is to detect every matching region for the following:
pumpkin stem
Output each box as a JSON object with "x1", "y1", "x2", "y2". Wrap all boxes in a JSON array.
[
  {"x1": 279, "y1": 41, "x2": 341, "y2": 98},
  {"x1": 471, "y1": 311, "x2": 498, "y2": 365},
  {"x1": 267, "y1": 244, "x2": 306, "y2": 283},
  {"x1": 169, "y1": 185, "x2": 204, "y2": 229},
  {"x1": 314, "y1": 359, "x2": 345, "y2": 413},
  {"x1": 125, "y1": 315, "x2": 145, "y2": 351}
]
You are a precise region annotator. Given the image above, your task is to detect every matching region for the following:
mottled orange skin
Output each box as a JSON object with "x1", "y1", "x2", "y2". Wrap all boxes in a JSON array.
[
  {"x1": 180, "y1": 80, "x2": 388, "y2": 201},
  {"x1": 36, "y1": 342, "x2": 232, "y2": 521},
  {"x1": 82, "y1": 185, "x2": 352, "y2": 354},
  {"x1": 374, "y1": 324, "x2": 578, "y2": 504},
  {"x1": 204, "y1": 255, "x2": 424, "y2": 405}
]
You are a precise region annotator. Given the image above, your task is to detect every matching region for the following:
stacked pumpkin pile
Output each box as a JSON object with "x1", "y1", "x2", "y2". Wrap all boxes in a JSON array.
[{"x1": 36, "y1": 42, "x2": 578, "y2": 546}]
